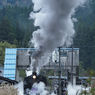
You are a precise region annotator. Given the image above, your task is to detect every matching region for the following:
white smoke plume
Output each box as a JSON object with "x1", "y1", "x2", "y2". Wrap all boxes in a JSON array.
[
  {"x1": 15, "y1": 81, "x2": 24, "y2": 95},
  {"x1": 67, "y1": 83, "x2": 91, "y2": 95},
  {"x1": 29, "y1": 82, "x2": 56, "y2": 95},
  {"x1": 30, "y1": 0, "x2": 86, "y2": 71}
]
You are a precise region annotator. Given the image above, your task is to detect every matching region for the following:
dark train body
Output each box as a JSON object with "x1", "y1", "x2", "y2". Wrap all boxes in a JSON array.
[{"x1": 24, "y1": 73, "x2": 47, "y2": 95}]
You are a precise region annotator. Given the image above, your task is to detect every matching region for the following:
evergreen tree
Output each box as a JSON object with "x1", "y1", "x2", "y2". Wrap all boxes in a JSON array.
[{"x1": 0, "y1": 17, "x2": 15, "y2": 43}]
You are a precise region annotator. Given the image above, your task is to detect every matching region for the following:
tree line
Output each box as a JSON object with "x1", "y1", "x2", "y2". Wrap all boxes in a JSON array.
[
  {"x1": 0, "y1": 5, "x2": 37, "y2": 48},
  {"x1": 74, "y1": 0, "x2": 95, "y2": 70},
  {"x1": 0, "y1": 1, "x2": 95, "y2": 70}
]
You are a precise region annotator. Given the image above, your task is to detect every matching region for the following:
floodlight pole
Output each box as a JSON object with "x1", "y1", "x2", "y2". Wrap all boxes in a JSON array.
[{"x1": 58, "y1": 47, "x2": 61, "y2": 95}]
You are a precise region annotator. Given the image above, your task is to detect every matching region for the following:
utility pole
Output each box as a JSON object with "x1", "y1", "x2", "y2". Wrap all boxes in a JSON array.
[
  {"x1": 58, "y1": 47, "x2": 61, "y2": 95},
  {"x1": 71, "y1": 45, "x2": 73, "y2": 85}
]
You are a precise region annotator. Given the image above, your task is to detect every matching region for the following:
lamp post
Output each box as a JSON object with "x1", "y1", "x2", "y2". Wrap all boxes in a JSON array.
[
  {"x1": 71, "y1": 45, "x2": 73, "y2": 85},
  {"x1": 58, "y1": 47, "x2": 61, "y2": 95}
]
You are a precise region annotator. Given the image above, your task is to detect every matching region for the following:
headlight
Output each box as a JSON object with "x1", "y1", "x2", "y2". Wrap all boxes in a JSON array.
[{"x1": 33, "y1": 75, "x2": 36, "y2": 79}]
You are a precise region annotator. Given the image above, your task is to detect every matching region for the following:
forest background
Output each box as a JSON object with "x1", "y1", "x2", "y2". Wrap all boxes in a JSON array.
[{"x1": 0, "y1": 0, "x2": 95, "y2": 74}]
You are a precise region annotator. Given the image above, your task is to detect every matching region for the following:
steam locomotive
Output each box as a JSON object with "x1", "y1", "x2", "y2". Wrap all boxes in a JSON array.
[{"x1": 24, "y1": 72, "x2": 47, "y2": 95}]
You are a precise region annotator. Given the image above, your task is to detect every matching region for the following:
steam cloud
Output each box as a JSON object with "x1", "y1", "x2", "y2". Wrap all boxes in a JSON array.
[
  {"x1": 30, "y1": 82, "x2": 55, "y2": 95},
  {"x1": 30, "y1": 0, "x2": 86, "y2": 72}
]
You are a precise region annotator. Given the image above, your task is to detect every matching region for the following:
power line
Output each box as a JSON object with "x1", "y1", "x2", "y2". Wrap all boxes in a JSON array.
[{"x1": 73, "y1": 46, "x2": 95, "y2": 48}]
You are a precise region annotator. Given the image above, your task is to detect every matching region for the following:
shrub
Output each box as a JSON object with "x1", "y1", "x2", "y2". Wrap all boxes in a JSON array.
[{"x1": 0, "y1": 83, "x2": 18, "y2": 95}]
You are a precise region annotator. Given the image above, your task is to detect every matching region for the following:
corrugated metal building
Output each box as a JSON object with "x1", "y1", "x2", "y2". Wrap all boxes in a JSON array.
[{"x1": 4, "y1": 48, "x2": 17, "y2": 80}]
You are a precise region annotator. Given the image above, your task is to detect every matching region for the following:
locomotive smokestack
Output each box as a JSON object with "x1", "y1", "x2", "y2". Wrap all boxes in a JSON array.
[{"x1": 33, "y1": 67, "x2": 36, "y2": 74}]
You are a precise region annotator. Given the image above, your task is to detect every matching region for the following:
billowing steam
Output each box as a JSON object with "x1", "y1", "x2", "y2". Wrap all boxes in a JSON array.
[
  {"x1": 29, "y1": 82, "x2": 55, "y2": 95},
  {"x1": 30, "y1": 0, "x2": 86, "y2": 72},
  {"x1": 67, "y1": 83, "x2": 91, "y2": 95}
]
